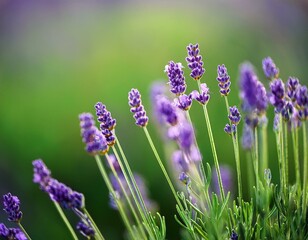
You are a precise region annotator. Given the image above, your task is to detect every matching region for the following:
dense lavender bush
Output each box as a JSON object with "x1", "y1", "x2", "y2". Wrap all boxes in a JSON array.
[{"x1": 1, "y1": 45, "x2": 308, "y2": 240}]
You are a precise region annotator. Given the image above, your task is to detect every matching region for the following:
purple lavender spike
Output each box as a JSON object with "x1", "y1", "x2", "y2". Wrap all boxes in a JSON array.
[
  {"x1": 46, "y1": 179, "x2": 84, "y2": 209},
  {"x1": 230, "y1": 230, "x2": 239, "y2": 240},
  {"x1": 269, "y1": 79, "x2": 285, "y2": 113},
  {"x1": 217, "y1": 64, "x2": 231, "y2": 96},
  {"x1": 191, "y1": 83, "x2": 210, "y2": 105},
  {"x1": 32, "y1": 159, "x2": 51, "y2": 191},
  {"x1": 212, "y1": 166, "x2": 232, "y2": 195},
  {"x1": 241, "y1": 124, "x2": 254, "y2": 150},
  {"x1": 175, "y1": 93, "x2": 193, "y2": 111},
  {"x1": 186, "y1": 43, "x2": 205, "y2": 80},
  {"x1": 262, "y1": 57, "x2": 279, "y2": 79},
  {"x1": 79, "y1": 113, "x2": 109, "y2": 154},
  {"x1": 164, "y1": 61, "x2": 186, "y2": 95},
  {"x1": 287, "y1": 77, "x2": 300, "y2": 102},
  {"x1": 150, "y1": 81, "x2": 168, "y2": 124},
  {"x1": 157, "y1": 97, "x2": 178, "y2": 126},
  {"x1": 95, "y1": 102, "x2": 116, "y2": 130},
  {"x1": 3, "y1": 193, "x2": 23, "y2": 223},
  {"x1": 76, "y1": 221, "x2": 95, "y2": 238},
  {"x1": 172, "y1": 150, "x2": 189, "y2": 172},
  {"x1": 178, "y1": 122, "x2": 194, "y2": 151},
  {"x1": 228, "y1": 106, "x2": 241, "y2": 125},
  {"x1": 224, "y1": 123, "x2": 236, "y2": 135},
  {"x1": 281, "y1": 101, "x2": 294, "y2": 122},
  {"x1": 128, "y1": 88, "x2": 149, "y2": 127},
  {"x1": 179, "y1": 172, "x2": 190, "y2": 185},
  {"x1": 0, "y1": 224, "x2": 27, "y2": 240}
]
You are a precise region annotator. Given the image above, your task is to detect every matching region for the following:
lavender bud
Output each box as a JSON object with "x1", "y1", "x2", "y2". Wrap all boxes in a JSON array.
[
  {"x1": 186, "y1": 43, "x2": 205, "y2": 80},
  {"x1": 95, "y1": 102, "x2": 116, "y2": 130},
  {"x1": 128, "y1": 89, "x2": 149, "y2": 127},
  {"x1": 273, "y1": 113, "x2": 280, "y2": 132},
  {"x1": 191, "y1": 83, "x2": 210, "y2": 105},
  {"x1": 76, "y1": 221, "x2": 95, "y2": 238},
  {"x1": 230, "y1": 230, "x2": 238, "y2": 240},
  {"x1": 179, "y1": 172, "x2": 190, "y2": 185},
  {"x1": 175, "y1": 94, "x2": 193, "y2": 111},
  {"x1": 32, "y1": 159, "x2": 51, "y2": 191},
  {"x1": 217, "y1": 64, "x2": 231, "y2": 96},
  {"x1": 0, "y1": 224, "x2": 27, "y2": 240},
  {"x1": 164, "y1": 61, "x2": 186, "y2": 95},
  {"x1": 228, "y1": 106, "x2": 241, "y2": 125},
  {"x1": 262, "y1": 57, "x2": 279, "y2": 79},
  {"x1": 157, "y1": 97, "x2": 178, "y2": 126},
  {"x1": 178, "y1": 122, "x2": 194, "y2": 151},
  {"x1": 241, "y1": 124, "x2": 254, "y2": 150},
  {"x1": 295, "y1": 85, "x2": 308, "y2": 108},
  {"x1": 281, "y1": 101, "x2": 294, "y2": 122},
  {"x1": 269, "y1": 79, "x2": 285, "y2": 113},
  {"x1": 172, "y1": 150, "x2": 189, "y2": 172},
  {"x1": 3, "y1": 193, "x2": 23, "y2": 223},
  {"x1": 287, "y1": 77, "x2": 300, "y2": 102},
  {"x1": 224, "y1": 123, "x2": 236, "y2": 135}
]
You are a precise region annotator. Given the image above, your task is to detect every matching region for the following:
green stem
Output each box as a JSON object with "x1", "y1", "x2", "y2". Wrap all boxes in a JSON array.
[
  {"x1": 143, "y1": 127, "x2": 184, "y2": 211},
  {"x1": 254, "y1": 127, "x2": 259, "y2": 191},
  {"x1": 18, "y1": 223, "x2": 32, "y2": 240},
  {"x1": 292, "y1": 127, "x2": 300, "y2": 190},
  {"x1": 279, "y1": 116, "x2": 286, "y2": 196},
  {"x1": 83, "y1": 208, "x2": 105, "y2": 240},
  {"x1": 94, "y1": 155, "x2": 136, "y2": 239},
  {"x1": 53, "y1": 202, "x2": 79, "y2": 240},
  {"x1": 302, "y1": 122, "x2": 307, "y2": 210},
  {"x1": 113, "y1": 139, "x2": 157, "y2": 239},
  {"x1": 224, "y1": 97, "x2": 242, "y2": 201},
  {"x1": 284, "y1": 122, "x2": 289, "y2": 188},
  {"x1": 261, "y1": 122, "x2": 268, "y2": 172},
  {"x1": 275, "y1": 130, "x2": 283, "y2": 193},
  {"x1": 105, "y1": 153, "x2": 147, "y2": 239}
]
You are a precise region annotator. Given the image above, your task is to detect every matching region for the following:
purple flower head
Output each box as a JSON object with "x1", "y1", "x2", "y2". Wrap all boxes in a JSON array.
[
  {"x1": 189, "y1": 145, "x2": 202, "y2": 163},
  {"x1": 95, "y1": 102, "x2": 116, "y2": 131},
  {"x1": 76, "y1": 221, "x2": 95, "y2": 238},
  {"x1": 164, "y1": 61, "x2": 186, "y2": 95},
  {"x1": 0, "y1": 224, "x2": 27, "y2": 240},
  {"x1": 230, "y1": 230, "x2": 238, "y2": 240},
  {"x1": 287, "y1": 77, "x2": 300, "y2": 102},
  {"x1": 186, "y1": 43, "x2": 205, "y2": 80},
  {"x1": 106, "y1": 154, "x2": 121, "y2": 173},
  {"x1": 3, "y1": 193, "x2": 22, "y2": 223},
  {"x1": 224, "y1": 123, "x2": 236, "y2": 136},
  {"x1": 79, "y1": 113, "x2": 109, "y2": 154},
  {"x1": 150, "y1": 81, "x2": 168, "y2": 124},
  {"x1": 179, "y1": 172, "x2": 190, "y2": 185},
  {"x1": 273, "y1": 113, "x2": 280, "y2": 132},
  {"x1": 172, "y1": 150, "x2": 189, "y2": 172},
  {"x1": 175, "y1": 93, "x2": 193, "y2": 111},
  {"x1": 128, "y1": 88, "x2": 149, "y2": 127},
  {"x1": 46, "y1": 179, "x2": 84, "y2": 209},
  {"x1": 191, "y1": 83, "x2": 210, "y2": 105},
  {"x1": 178, "y1": 122, "x2": 194, "y2": 151},
  {"x1": 296, "y1": 85, "x2": 308, "y2": 108},
  {"x1": 212, "y1": 166, "x2": 232, "y2": 195},
  {"x1": 262, "y1": 57, "x2": 279, "y2": 79},
  {"x1": 281, "y1": 101, "x2": 294, "y2": 122},
  {"x1": 157, "y1": 97, "x2": 178, "y2": 126},
  {"x1": 32, "y1": 159, "x2": 51, "y2": 191},
  {"x1": 228, "y1": 106, "x2": 241, "y2": 125},
  {"x1": 217, "y1": 64, "x2": 231, "y2": 96},
  {"x1": 239, "y1": 63, "x2": 268, "y2": 114},
  {"x1": 241, "y1": 124, "x2": 254, "y2": 150},
  {"x1": 269, "y1": 78, "x2": 285, "y2": 113}
]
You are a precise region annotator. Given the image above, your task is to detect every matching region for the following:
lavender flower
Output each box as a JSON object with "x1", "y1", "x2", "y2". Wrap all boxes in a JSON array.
[
  {"x1": 46, "y1": 179, "x2": 84, "y2": 209},
  {"x1": 217, "y1": 64, "x2": 231, "y2": 96},
  {"x1": 191, "y1": 83, "x2": 210, "y2": 105},
  {"x1": 281, "y1": 101, "x2": 294, "y2": 122},
  {"x1": 33, "y1": 159, "x2": 51, "y2": 191},
  {"x1": 177, "y1": 122, "x2": 194, "y2": 151},
  {"x1": 179, "y1": 172, "x2": 190, "y2": 185},
  {"x1": 186, "y1": 43, "x2": 205, "y2": 80},
  {"x1": 296, "y1": 85, "x2": 308, "y2": 121},
  {"x1": 172, "y1": 150, "x2": 189, "y2": 172},
  {"x1": 228, "y1": 106, "x2": 241, "y2": 125},
  {"x1": 76, "y1": 221, "x2": 95, "y2": 238},
  {"x1": 3, "y1": 193, "x2": 22, "y2": 223},
  {"x1": 239, "y1": 63, "x2": 268, "y2": 114},
  {"x1": 164, "y1": 61, "x2": 186, "y2": 95},
  {"x1": 157, "y1": 97, "x2": 178, "y2": 126},
  {"x1": 128, "y1": 88, "x2": 149, "y2": 127},
  {"x1": 287, "y1": 77, "x2": 299, "y2": 102},
  {"x1": 150, "y1": 81, "x2": 168, "y2": 124},
  {"x1": 94, "y1": 103, "x2": 116, "y2": 146},
  {"x1": 95, "y1": 102, "x2": 116, "y2": 130},
  {"x1": 79, "y1": 113, "x2": 109, "y2": 154},
  {"x1": 273, "y1": 113, "x2": 280, "y2": 132},
  {"x1": 241, "y1": 123, "x2": 254, "y2": 150},
  {"x1": 174, "y1": 94, "x2": 193, "y2": 111},
  {"x1": 230, "y1": 230, "x2": 238, "y2": 240},
  {"x1": 106, "y1": 154, "x2": 121, "y2": 173},
  {"x1": 224, "y1": 123, "x2": 236, "y2": 135},
  {"x1": 212, "y1": 166, "x2": 232, "y2": 195},
  {"x1": 269, "y1": 79, "x2": 285, "y2": 113},
  {"x1": 262, "y1": 57, "x2": 279, "y2": 79},
  {"x1": 0, "y1": 224, "x2": 27, "y2": 240}
]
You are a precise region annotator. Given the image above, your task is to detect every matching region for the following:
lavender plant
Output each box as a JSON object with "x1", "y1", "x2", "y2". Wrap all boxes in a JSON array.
[{"x1": 2, "y1": 44, "x2": 308, "y2": 240}]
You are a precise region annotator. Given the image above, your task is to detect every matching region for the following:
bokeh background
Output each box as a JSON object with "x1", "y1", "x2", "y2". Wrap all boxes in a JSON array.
[{"x1": 0, "y1": 0, "x2": 308, "y2": 239}]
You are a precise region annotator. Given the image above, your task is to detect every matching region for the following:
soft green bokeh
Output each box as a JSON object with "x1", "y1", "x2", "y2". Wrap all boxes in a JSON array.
[{"x1": 0, "y1": 1, "x2": 307, "y2": 239}]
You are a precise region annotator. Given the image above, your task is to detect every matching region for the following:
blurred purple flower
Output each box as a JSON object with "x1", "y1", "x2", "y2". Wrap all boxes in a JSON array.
[
  {"x1": 262, "y1": 57, "x2": 279, "y2": 79},
  {"x1": 212, "y1": 166, "x2": 232, "y2": 195}
]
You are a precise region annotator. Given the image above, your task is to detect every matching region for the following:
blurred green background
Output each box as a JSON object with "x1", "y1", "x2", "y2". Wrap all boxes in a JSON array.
[{"x1": 0, "y1": 0, "x2": 308, "y2": 239}]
